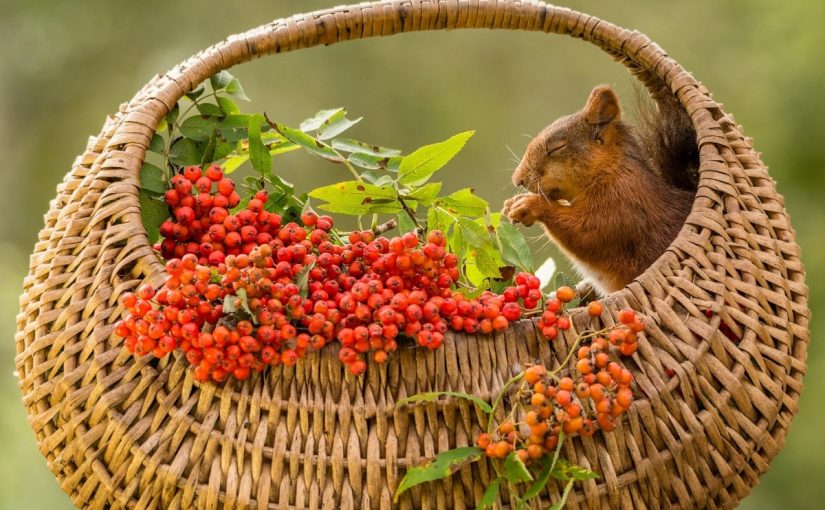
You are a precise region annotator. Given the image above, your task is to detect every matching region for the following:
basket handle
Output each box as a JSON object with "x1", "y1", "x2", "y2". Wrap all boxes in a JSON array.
[{"x1": 103, "y1": 0, "x2": 721, "y2": 282}]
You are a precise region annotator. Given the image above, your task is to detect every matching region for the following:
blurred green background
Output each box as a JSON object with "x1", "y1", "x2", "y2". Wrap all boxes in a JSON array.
[{"x1": 1, "y1": 1, "x2": 822, "y2": 509}]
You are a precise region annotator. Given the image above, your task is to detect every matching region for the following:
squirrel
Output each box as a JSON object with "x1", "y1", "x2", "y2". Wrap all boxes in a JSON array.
[{"x1": 502, "y1": 84, "x2": 698, "y2": 297}]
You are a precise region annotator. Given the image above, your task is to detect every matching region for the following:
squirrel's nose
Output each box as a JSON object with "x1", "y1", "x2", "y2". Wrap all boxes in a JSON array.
[{"x1": 514, "y1": 177, "x2": 524, "y2": 187}]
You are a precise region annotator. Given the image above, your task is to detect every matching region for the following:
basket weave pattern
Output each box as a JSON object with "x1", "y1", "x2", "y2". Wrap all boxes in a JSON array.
[{"x1": 15, "y1": 1, "x2": 808, "y2": 509}]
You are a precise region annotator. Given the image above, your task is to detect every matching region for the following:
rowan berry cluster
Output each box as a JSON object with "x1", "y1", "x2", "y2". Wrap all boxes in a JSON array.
[{"x1": 477, "y1": 309, "x2": 642, "y2": 460}]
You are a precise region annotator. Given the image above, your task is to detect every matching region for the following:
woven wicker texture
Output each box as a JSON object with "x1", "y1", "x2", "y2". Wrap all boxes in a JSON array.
[{"x1": 15, "y1": 1, "x2": 809, "y2": 509}]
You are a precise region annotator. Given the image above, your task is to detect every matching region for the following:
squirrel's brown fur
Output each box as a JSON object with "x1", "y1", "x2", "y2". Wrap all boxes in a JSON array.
[{"x1": 503, "y1": 85, "x2": 696, "y2": 295}]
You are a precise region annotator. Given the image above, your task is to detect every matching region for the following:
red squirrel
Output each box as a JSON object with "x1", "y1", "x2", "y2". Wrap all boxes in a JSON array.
[{"x1": 503, "y1": 85, "x2": 697, "y2": 296}]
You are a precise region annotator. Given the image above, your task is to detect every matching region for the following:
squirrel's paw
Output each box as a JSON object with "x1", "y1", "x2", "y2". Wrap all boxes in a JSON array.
[{"x1": 503, "y1": 194, "x2": 543, "y2": 227}]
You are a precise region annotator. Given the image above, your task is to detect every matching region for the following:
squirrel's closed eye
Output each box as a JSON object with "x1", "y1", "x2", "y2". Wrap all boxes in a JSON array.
[{"x1": 547, "y1": 142, "x2": 567, "y2": 156}]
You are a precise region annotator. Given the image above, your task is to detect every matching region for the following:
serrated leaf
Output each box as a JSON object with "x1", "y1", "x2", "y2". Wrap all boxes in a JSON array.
[
  {"x1": 139, "y1": 190, "x2": 169, "y2": 245},
  {"x1": 394, "y1": 447, "x2": 483, "y2": 502},
  {"x1": 217, "y1": 96, "x2": 240, "y2": 115},
  {"x1": 397, "y1": 391, "x2": 492, "y2": 413},
  {"x1": 347, "y1": 152, "x2": 403, "y2": 171},
  {"x1": 551, "y1": 459, "x2": 600, "y2": 482},
  {"x1": 332, "y1": 138, "x2": 401, "y2": 157},
  {"x1": 213, "y1": 142, "x2": 235, "y2": 162},
  {"x1": 503, "y1": 451, "x2": 533, "y2": 484},
  {"x1": 473, "y1": 247, "x2": 504, "y2": 279},
  {"x1": 309, "y1": 181, "x2": 400, "y2": 215},
  {"x1": 210, "y1": 70, "x2": 233, "y2": 90},
  {"x1": 300, "y1": 108, "x2": 344, "y2": 132},
  {"x1": 497, "y1": 221, "x2": 534, "y2": 272},
  {"x1": 248, "y1": 114, "x2": 271, "y2": 179},
  {"x1": 168, "y1": 138, "x2": 204, "y2": 166},
  {"x1": 274, "y1": 123, "x2": 343, "y2": 162},
  {"x1": 196, "y1": 102, "x2": 224, "y2": 117},
  {"x1": 427, "y1": 207, "x2": 452, "y2": 237},
  {"x1": 457, "y1": 217, "x2": 494, "y2": 249},
  {"x1": 217, "y1": 115, "x2": 253, "y2": 142},
  {"x1": 180, "y1": 116, "x2": 219, "y2": 142},
  {"x1": 317, "y1": 111, "x2": 362, "y2": 140},
  {"x1": 405, "y1": 182, "x2": 442, "y2": 206},
  {"x1": 226, "y1": 77, "x2": 250, "y2": 101},
  {"x1": 437, "y1": 188, "x2": 488, "y2": 217},
  {"x1": 148, "y1": 133, "x2": 165, "y2": 153},
  {"x1": 398, "y1": 131, "x2": 474, "y2": 186},
  {"x1": 475, "y1": 479, "x2": 500, "y2": 510}
]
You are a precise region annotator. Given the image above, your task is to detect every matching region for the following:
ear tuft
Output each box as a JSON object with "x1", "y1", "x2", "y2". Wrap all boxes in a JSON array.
[{"x1": 584, "y1": 85, "x2": 621, "y2": 126}]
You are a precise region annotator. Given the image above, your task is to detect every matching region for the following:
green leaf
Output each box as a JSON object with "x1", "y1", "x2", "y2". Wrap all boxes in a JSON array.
[
  {"x1": 226, "y1": 77, "x2": 250, "y2": 101},
  {"x1": 437, "y1": 188, "x2": 488, "y2": 217},
  {"x1": 217, "y1": 114, "x2": 253, "y2": 142},
  {"x1": 196, "y1": 102, "x2": 223, "y2": 117},
  {"x1": 317, "y1": 111, "x2": 362, "y2": 140},
  {"x1": 185, "y1": 85, "x2": 205, "y2": 101},
  {"x1": 398, "y1": 131, "x2": 474, "y2": 186},
  {"x1": 475, "y1": 479, "x2": 500, "y2": 510},
  {"x1": 180, "y1": 116, "x2": 219, "y2": 142},
  {"x1": 549, "y1": 480, "x2": 575, "y2": 510},
  {"x1": 457, "y1": 217, "x2": 494, "y2": 249},
  {"x1": 148, "y1": 133, "x2": 165, "y2": 153},
  {"x1": 394, "y1": 447, "x2": 483, "y2": 502},
  {"x1": 223, "y1": 154, "x2": 249, "y2": 174},
  {"x1": 427, "y1": 207, "x2": 452, "y2": 238},
  {"x1": 165, "y1": 104, "x2": 179, "y2": 127},
  {"x1": 139, "y1": 190, "x2": 169, "y2": 245},
  {"x1": 200, "y1": 127, "x2": 218, "y2": 166},
  {"x1": 347, "y1": 152, "x2": 403, "y2": 171},
  {"x1": 217, "y1": 96, "x2": 240, "y2": 115},
  {"x1": 295, "y1": 260, "x2": 316, "y2": 298},
  {"x1": 168, "y1": 138, "x2": 204, "y2": 166},
  {"x1": 156, "y1": 117, "x2": 168, "y2": 133},
  {"x1": 551, "y1": 459, "x2": 600, "y2": 482},
  {"x1": 397, "y1": 391, "x2": 492, "y2": 414},
  {"x1": 497, "y1": 221, "x2": 534, "y2": 272},
  {"x1": 210, "y1": 70, "x2": 233, "y2": 90},
  {"x1": 274, "y1": 123, "x2": 343, "y2": 162},
  {"x1": 213, "y1": 141, "x2": 235, "y2": 162},
  {"x1": 473, "y1": 247, "x2": 504, "y2": 279},
  {"x1": 332, "y1": 138, "x2": 401, "y2": 157},
  {"x1": 309, "y1": 181, "x2": 400, "y2": 215},
  {"x1": 503, "y1": 452, "x2": 533, "y2": 484},
  {"x1": 300, "y1": 108, "x2": 344, "y2": 132},
  {"x1": 222, "y1": 288, "x2": 254, "y2": 321},
  {"x1": 405, "y1": 183, "x2": 442, "y2": 206},
  {"x1": 248, "y1": 114, "x2": 271, "y2": 178},
  {"x1": 397, "y1": 212, "x2": 417, "y2": 235},
  {"x1": 523, "y1": 458, "x2": 554, "y2": 500}
]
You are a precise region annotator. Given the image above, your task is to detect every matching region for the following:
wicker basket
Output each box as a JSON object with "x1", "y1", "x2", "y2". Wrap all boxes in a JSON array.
[{"x1": 15, "y1": 1, "x2": 809, "y2": 509}]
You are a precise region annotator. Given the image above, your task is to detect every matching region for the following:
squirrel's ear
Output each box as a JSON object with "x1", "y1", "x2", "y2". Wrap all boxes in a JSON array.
[{"x1": 584, "y1": 85, "x2": 621, "y2": 127}]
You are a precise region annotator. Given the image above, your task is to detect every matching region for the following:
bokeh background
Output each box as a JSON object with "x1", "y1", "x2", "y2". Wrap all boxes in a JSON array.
[{"x1": 1, "y1": 1, "x2": 822, "y2": 508}]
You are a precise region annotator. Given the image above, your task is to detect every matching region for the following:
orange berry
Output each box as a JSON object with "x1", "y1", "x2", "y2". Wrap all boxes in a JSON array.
[
  {"x1": 527, "y1": 444, "x2": 544, "y2": 459},
  {"x1": 596, "y1": 413, "x2": 616, "y2": 432},
  {"x1": 477, "y1": 433, "x2": 492, "y2": 449},
  {"x1": 595, "y1": 398, "x2": 612, "y2": 414},
  {"x1": 587, "y1": 301, "x2": 603, "y2": 317},
  {"x1": 630, "y1": 318, "x2": 645, "y2": 333},
  {"x1": 554, "y1": 390, "x2": 572, "y2": 407},
  {"x1": 525, "y1": 410, "x2": 541, "y2": 426},
  {"x1": 594, "y1": 352, "x2": 610, "y2": 369},
  {"x1": 563, "y1": 416, "x2": 583, "y2": 434},
  {"x1": 485, "y1": 444, "x2": 497, "y2": 458},
  {"x1": 530, "y1": 392, "x2": 546, "y2": 407},
  {"x1": 524, "y1": 365, "x2": 546, "y2": 385},
  {"x1": 493, "y1": 441, "x2": 511, "y2": 459},
  {"x1": 619, "y1": 342, "x2": 638, "y2": 356},
  {"x1": 556, "y1": 286, "x2": 575, "y2": 303},
  {"x1": 589, "y1": 383, "x2": 606, "y2": 402},
  {"x1": 517, "y1": 448, "x2": 530, "y2": 463},
  {"x1": 498, "y1": 421, "x2": 515, "y2": 435},
  {"x1": 544, "y1": 434, "x2": 559, "y2": 451},
  {"x1": 596, "y1": 370, "x2": 612, "y2": 386},
  {"x1": 533, "y1": 382, "x2": 547, "y2": 395},
  {"x1": 616, "y1": 387, "x2": 633, "y2": 408},
  {"x1": 618, "y1": 309, "x2": 636, "y2": 325},
  {"x1": 575, "y1": 382, "x2": 591, "y2": 399},
  {"x1": 558, "y1": 377, "x2": 575, "y2": 391},
  {"x1": 530, "y1": 421, "x2": 549, "y2": 437},
  {"x1": 576, "y1": 358, "x2": 593, "y2": 375}
]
